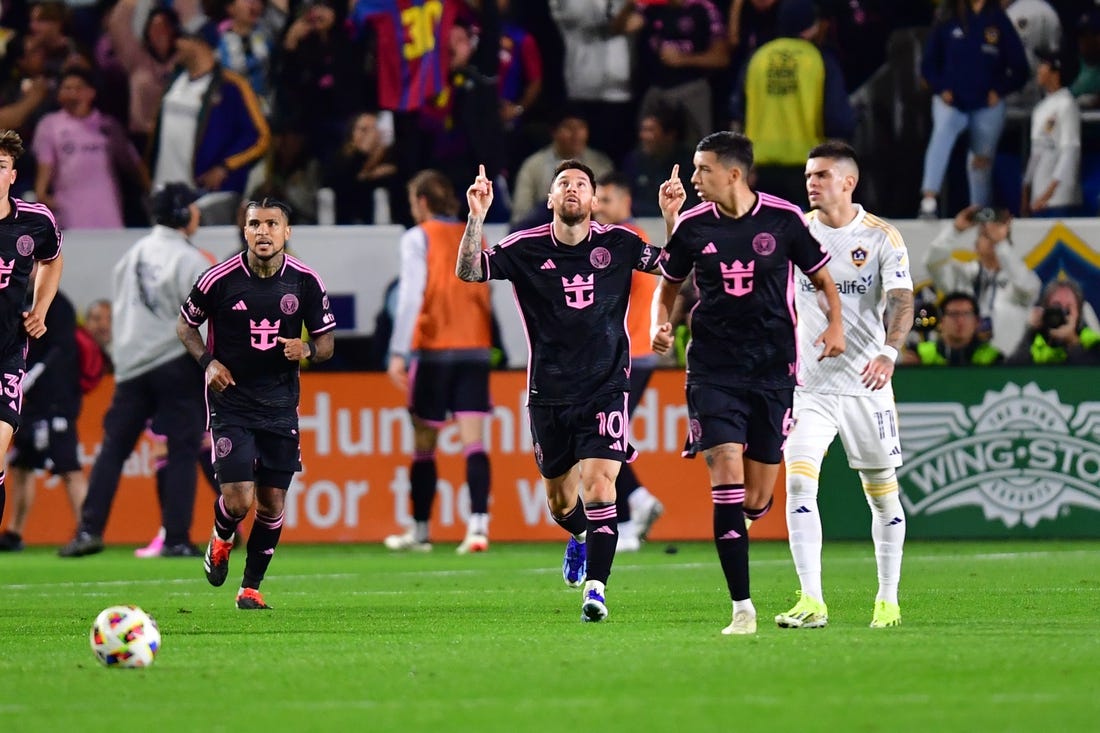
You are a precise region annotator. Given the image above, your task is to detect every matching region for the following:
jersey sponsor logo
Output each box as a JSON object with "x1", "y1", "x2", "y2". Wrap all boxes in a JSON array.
[
  {"x1": 562, "y1": 274, "x2": 595, "y2": 310},
  {"x1": 250, "y1": 318, "x2": 281, "y2": 350},
  {"x1": 589, "y1": 247, "x2": 611, "y2": 269},
  {"x1": 280, "y1": 294, "x2": 299, "y2": 315},
  {"x1": 752, "y1": 232, "x2": 776, "y2": 256},
  {"x1": 898, "y1": 383, "x2": 1100, "y2": 528},
  {"x1": 215, "y1": 437, "x2": 233, "y2": 459},
  {"x1": 834, "y1": 274, "x2": 874, "y2": 295},
  {"x1": 15, "y1": 235, "x2": 34, "y2": 257},
  {"x1": 850, "y1": 246, "x2": 868, "y2": 268},
  {"x1": 720, "y1": 260, "x2": 754, "y2": 297},
  {"x1": 0, "y1": 257, "x2": 13, "y2": 288},
  {"x1": 185, "y1": 299, "x2": 204, "y2": 320}
]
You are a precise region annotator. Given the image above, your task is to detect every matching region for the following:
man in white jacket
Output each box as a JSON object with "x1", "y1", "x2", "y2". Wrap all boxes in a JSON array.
[{"x1": 924, "y1": 205, "x2": 1041, "y2": 355}]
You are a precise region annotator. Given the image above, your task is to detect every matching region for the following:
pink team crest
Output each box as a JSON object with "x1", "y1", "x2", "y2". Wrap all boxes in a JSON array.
[
  {"x1": 533, "y1": 443, "x2": 543, "y2": 465},
  {"x1": 280, "y1": 294, "x2": 299, "y2": 314},
  {"x1": 589, "y1": 247, "x2": 611, "y2": 269},
  {"x1": 689, "y1": 418, "x2": 703, "y2": 442},
  {"x1": 15, "y1": 235, "x2": 33, "y2": 256},
  {"x1": 752, "y1": 232, "x2": 776, "y2": 256},
  {"x1": 215, "y1": 437, "x2": 233, "y2": 458}
]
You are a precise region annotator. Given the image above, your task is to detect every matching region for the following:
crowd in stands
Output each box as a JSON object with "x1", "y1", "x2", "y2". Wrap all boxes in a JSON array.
[{"x1": 5, "y1": 0, "x2": 1100, "y2": 230}]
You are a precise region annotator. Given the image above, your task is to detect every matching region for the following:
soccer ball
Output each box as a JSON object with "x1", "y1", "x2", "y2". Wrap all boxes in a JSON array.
[{"x1": 90, "y1": 605, "x2": 161, "y2": 668}]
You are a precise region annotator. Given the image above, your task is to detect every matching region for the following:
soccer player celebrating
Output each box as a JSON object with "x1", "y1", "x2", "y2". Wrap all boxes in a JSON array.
[
  {"x1": 457, "y1": 162, "x2": 681, "y2": 622},
  {"x1": 178, "y1": 198, "x2": 335, "y2": 610},
  {"x1": 651, "y1": 131, "x2": 845, "y2": 635},
  {"x1": 775, "y1": 141, "x2": 914, "y2": 630},
  {"x1": 0, "y1": 130, "x2": 63, "y2": 531}
]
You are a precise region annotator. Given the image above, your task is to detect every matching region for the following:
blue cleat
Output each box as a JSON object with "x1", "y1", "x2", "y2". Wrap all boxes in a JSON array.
[{"x1": 562, "y1": 537, "x2": 587, "y2": 587}]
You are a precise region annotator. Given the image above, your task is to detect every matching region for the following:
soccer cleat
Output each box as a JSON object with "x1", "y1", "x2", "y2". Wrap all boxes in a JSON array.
[
  {"x1": 721, "y1": 610, "x2": 758, "y2": 635},
  {"x1": 0, "y1": 530, "x2": 24, "y2": 552},
  {"x1": 134, "y1": 527, "x2": 166, "y2": 558},
  {"x1": 383, "y1": 531, "x2": 432, "y2": 552},
  {"x1": 456, "y1": 534, "x2": 489, "y2": 554},
  {"x1": 581, "y1": 587, "x2": 608, "y2": 622},
  {"x1": 775, "y1": 591, "x2": 829, "y2": 629},
  {"x1": 160, "y1": 542, "x2": 202, "y2": 558},
  {"x1": 58, "y1": 531, "x2": 104, "y2": 558},
  {"x1": 870, "y1": 600, "x2": 901, "y2": 628},
  {"x1": 236, "y1": 587, "x2": 271, "y2": 610},
  {"x1": 203, "y1": 533, "x2": 233, "y2": 587},
  {"x1": 631, "y1": 493, "x2": 664, "y2": 542},
  {"x1": 562, "y1": 537, "x2": 587, "y2": 587},
  {"x1": 616, "y1": 532, "x2": 641, "y2": 553}
]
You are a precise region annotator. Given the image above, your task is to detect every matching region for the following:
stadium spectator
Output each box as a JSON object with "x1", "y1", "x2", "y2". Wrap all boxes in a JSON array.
[
  {"x1": 1022, "y1": 47, "x2": 1082, "y2": 217},
  {"x1": 818, "y1": 0, "x2": 893, "y2": 93},
  {"x1": 321, "y1": 110, "x2": 396, "y2": 225},
  {"x1": 497, "y1": 0, "x2": 543, "y2": 172},
  {"x1": 1004, "y1": 0, "x2": 1062, "y2": 107},
  {"x1": 1070, "y1": 10, "x2": 1100, "y2": 104},
  {"x1": 106, "y1": 1, "x2": 181, "y2": 153},
  {"x1": 0, "y1": 37, "x2": 56, "y2": 198},
  {"x1": 924, "y1": 205, "x2": 1041, "y2": 355},
  {"x1": 918, "y1": 0, "x2": 1029, "y2": 218},
  {"x1": 0, "y1": 129, "x2": 64, "y2": 538},
  {"x1": 650, "y1": 131, "x2": 845, "y2": 635},
  {"x1": 1007, "y1": 278, "x2": 1100, "y2": 365},
  {"x1": 904, "y1": 291, "x2": 1003, "y2": 366},
  {"x1": 458, "y1": 159, "x2": 677, "y2": 622},
  {"x1": 592, "y1": 171, "x2": 664, "y2": 552},
  {"x1": 550, "y1": 0, "x2": 636, "y2": 166},
  {"x1": 384, "y1": 170, "x2": 493, "y2": 554},
  {"x1": 58, "y1": 183, "x2": 210, "y2": 558},
  {"x1": 31, "y1": 67, "x2": 147, "y2": 229},
  {"x1": 180, "y1": 197, "x2": 335, "y2": 610},
  {"x1": 622, "y1": 102, "x2": 697, "y2": 218},
  {"x1": 0, "y1": 288, "x2": 85, "y2": 552},
  {"x1": 634, "y1": 0, "x2": 729, "y2": 144},
  {"x1": 83, "y1": 298, "x2": 112, "y2": 355},
  {"x1": 148, "y1": 21, "x2": 270, "y2": 198},
  {"x1": 27, "y1": 1, "x2": 81, "y2": 78},
  {"x1": 726, "y1": 0, "x2": 780, "y2": 73},
  {"x1": 731, "y1": 0, "x2": 855, "y2": 205},
  {"x1": 216, "y1": 0, "x2": 277, "y2": 112},
  {"x1": 509, "y1": 108, "x2": 612, "y2": 227}
]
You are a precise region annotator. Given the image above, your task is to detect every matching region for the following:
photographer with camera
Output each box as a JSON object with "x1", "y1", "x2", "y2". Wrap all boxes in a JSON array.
[
  {"x1": 904, "y1": 292, "x2": 1003, "y2": 366},
  {"x1": 924, "y1": 204, "x2": 1041, "y2": 355},
  {"x1": 1007, "y1": 278, "x2": 1100, "y2": 365}
]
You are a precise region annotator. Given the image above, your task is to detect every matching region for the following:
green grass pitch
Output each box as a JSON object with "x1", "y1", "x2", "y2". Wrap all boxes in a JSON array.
[{"x1": 2, "y1": 540, "x2": 1098, "y2": 733}]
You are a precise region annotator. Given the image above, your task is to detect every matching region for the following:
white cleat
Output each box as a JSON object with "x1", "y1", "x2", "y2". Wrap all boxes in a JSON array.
[
  {"x1": 383, "y1": 531, "x2": 432, "y2": 552},
  {"x1": 631, "y1": 492, "x2": 664, "y2": 542},
  {"x1": 721, "y1": 610, "x2": 758, "y2": 635},
  {"x1": 456, "y1": 534, "x2": 489, "y2": 554}
]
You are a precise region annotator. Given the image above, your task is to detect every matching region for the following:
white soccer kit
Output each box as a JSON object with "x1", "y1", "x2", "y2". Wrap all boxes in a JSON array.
[{"x1": 789, "y1": 205, "x2": 913, "y2": 468}]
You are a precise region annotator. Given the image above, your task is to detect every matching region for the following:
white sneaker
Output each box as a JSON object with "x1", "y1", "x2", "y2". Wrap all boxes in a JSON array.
[
  {"x1": 456, "y1": 534, "x2": 489, "y2": 554},
  {"x1": 630, "y1": 492, "x2": 664, "y2": 542},
  {"x1": 721, "y1": 610, "x2": 758, "y2": 635},
  {"x1": 383, "y1": 531, "x2": 432, "y2": 552},
  {"x1": 616, "y1": 533, "x2": 641, "y2": 552},
  {"x1": 918, "y1": 196, "x2": 938, "y2": 220}
]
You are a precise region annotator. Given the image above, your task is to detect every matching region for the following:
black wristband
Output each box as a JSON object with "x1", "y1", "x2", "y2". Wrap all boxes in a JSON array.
[
  {"x1": 199, "y1": 353, "x2": 214, "y2": 370},
  {"x1": 305, "y1": 341, "x2": 316, "y2": 361}
]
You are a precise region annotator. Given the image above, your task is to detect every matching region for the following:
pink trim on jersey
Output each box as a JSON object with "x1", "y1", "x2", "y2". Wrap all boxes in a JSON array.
[
  {"x1": 786, "y1": 260, "x2": 802, "y2": 386},
  {"x1": 756, "y1": 191, "x2": 808, "y2": 225},
  {"x1": 589, "y1": 221, "x2": 637, "y2": 238},
  {"x1": 15, "y1": 199, "x2": 63, "y2": 259},
  {"x1": 197, "y1": 254, "x2": 245, "y2": 292},
  {"x1": 801, "y1": 253, "x2": 831, "y2": 275},
  {"x1": 670, "y1": 201, "x2": 717, "y2": 237},
  {"x1": 497, "y1": 223, "x2": 550, "y2": 248},
  {"x1": 284, "y1": 254, "x2": 329, "y2": 291}
]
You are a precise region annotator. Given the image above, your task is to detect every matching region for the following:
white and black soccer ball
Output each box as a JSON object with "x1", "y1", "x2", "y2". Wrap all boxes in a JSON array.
[{"x1": 90, "y1": 605, "x2": 161, "y2": 668}]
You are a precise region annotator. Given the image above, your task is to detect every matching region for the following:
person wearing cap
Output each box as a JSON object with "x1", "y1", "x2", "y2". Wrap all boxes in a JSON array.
[
  {"x1": 1022, "y1": 46, "x2": 1082, "y2": 217},
  {"x1": 148, "y1": 20, "x2": 270, "y2": 197},
  {"x1": 59, "y1": 183, "x2": 211, "y2": 558}
]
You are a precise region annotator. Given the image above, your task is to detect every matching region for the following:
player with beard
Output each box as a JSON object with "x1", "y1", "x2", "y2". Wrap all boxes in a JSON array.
[
  {"x1": 457, "y1": 161, "x2": 683, "y2": 622},
  {"x1": 178, "y1": 197, "x2": 335, "y2": 610},
  {"x1": 651, "y1": 131, "x2": 846, "y2": 635}
]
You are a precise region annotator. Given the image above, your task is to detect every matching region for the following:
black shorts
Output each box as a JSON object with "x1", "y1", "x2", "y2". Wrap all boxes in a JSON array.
[
  {"x1": 211, "y1": 424, "x2": 300, "y2": 490},
  {"x1": 10, "y1": 416, "x2": 80, "y2": 473},
  {"x1": 0, "y1": 350, "x2": 25, "y2": 431},
  {"x1": 528, "y1": 391, "x2": 637, "y2": 479},
  {"x1": 684, "y1": 383, "x2": 793, "y2": 464},
  {"x1": 408, "y1": 359, "x2": 492, "y2": 425}
]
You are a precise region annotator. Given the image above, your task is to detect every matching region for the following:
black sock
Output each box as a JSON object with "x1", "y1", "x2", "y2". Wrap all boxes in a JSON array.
[
  {"x1": 712, "y1": 484, "x2": 750, "y2": 601},
  {"x1": 614, "y1": 464, "x2": 639, "y2": 521},
  {"x1": 465, "y1": 447, "x2": 490, "y2": 515},
  {"x1": 551, "y1": 498, "x2": 587, "y2": 538},
  {"x1": 242, "y1": 509, "x2": 284, "y2": 590},
  {"x1": 410, "y1": 452, "x2": 437, "y2": 522},
  {"x1": 744, "y1": 496, "x2": 773, "y2": 522},
  {"x1": 213, "y1": 495, "x2": 245, "y2": 542},
  {"x1": 585, "y1": 501, "x2": 618, "y2": 585}
]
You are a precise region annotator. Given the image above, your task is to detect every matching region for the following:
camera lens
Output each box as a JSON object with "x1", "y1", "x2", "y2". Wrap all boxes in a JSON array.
[{"x1": 1041, "y1": 306, "x2": 1068, "y2": 331}]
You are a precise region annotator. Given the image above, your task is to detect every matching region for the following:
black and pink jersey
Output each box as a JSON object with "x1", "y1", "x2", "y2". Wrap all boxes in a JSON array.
[
  {"x1": 661, "y1": 193, "x2": 830, "y2": 390},
  {"x1": 478, "y1": 222, "x2": 664, "y2": 406},
  {"x1": 181, "y1": 252, "x2": 335, "y2": 433},
  {"x1": 0, "y1": 197, "x2": 62, "y2": 356}
]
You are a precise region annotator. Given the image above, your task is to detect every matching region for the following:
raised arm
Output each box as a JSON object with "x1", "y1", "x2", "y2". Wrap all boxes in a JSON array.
[{"x1": 457, "y1": 164, "x2": 493, "y2": 282}]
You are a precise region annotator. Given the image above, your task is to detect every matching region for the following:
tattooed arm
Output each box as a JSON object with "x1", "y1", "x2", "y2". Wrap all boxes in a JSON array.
[
  {"x1": 860, "y1": 287, "x2": 914, "y2": 390},
  {"x1": 456, "y1": 164, "x2": 493, "y2": 282}
]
